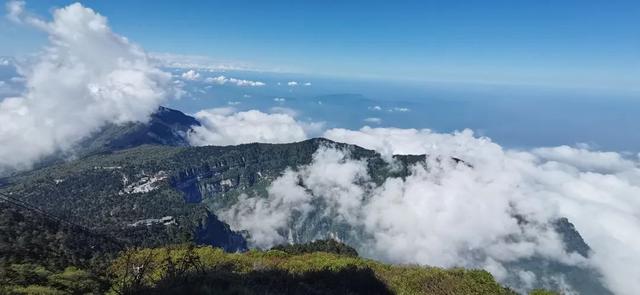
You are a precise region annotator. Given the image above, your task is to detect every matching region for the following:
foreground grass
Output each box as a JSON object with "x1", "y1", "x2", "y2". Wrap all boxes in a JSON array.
[
  {"x1": 2, "y1": 243, "x2": 558, "y2": 294},
  {"x1": 108, "y1": 244, "x2": 545, "y2": 295}
]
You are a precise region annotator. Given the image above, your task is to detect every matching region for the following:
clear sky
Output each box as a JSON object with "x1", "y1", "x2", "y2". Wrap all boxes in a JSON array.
[{"x1": 1, "y1": 0, "x2": 639, "y2": 91}]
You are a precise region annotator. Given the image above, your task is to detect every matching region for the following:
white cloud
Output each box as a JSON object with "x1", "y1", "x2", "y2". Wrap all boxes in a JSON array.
[
  {"x1": 389, "y1": 107, "x2": 410, "y2": 112},
  {"x1": 227, "y1": 101, "x2": 240, "y2": 106},
  {"x1": 304, "y1": 82, "x2": 312, "y2": 86},
  {"x1": 0, "y1": 2, "x2": 173, "y2": 173},
  {"x1": 187, "y1": 108, "x2": 308, "y2": 146},
  {"x1": 269, "y1": 106, "x2": 298, "y2": 117},
  {"x1": 180, "y1": 69, "x2": 200, "y2": 80},
  {"x1": 215, "y1": 125, "x2": 640, "y2": 295},
  {"x1": 363, "y1": 117, "x2": 382, "y2": 124},
  {"x1": 273, "y1": 97, "x2": 285, "y2": 102},
  {"x1": 532, "y1": 145, "x2": 636, "y2": 173},
  {"x1": 368, "y1": 105, "x2": 382, "y2": 111},
  {"x1": 0, "y1": 57, "x2": 17, "y2": 68},
  {"x1": 205, "y1": 75, "x2": 265, "y2": 87},
  {"x1": 9, "y1": 76, "x2": 25, "y2": 83},
  {"x1": 221, "y1": 147, "x2": 370, "y2": 248},
  {"x1": 149, "y1": 52, "x2": 261, "y2": 72},
  {"x1": 325, "y1": 127, "x2": 640, "y2": 295},
  {"x1": 287, "y1": 81, "x2": 298, "y2": 86},
  {"x1": 5, "y1": 0, "x2": 24, "y2": 23}
]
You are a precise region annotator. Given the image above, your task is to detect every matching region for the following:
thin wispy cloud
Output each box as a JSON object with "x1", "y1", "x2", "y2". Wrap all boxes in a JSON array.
[
  {"x1": 363, "y1": 117, "x2": 382, "y2": 124},
  {"x1": 205, "y1": 75, "x2": 265, "y2": 87},
  {"x1": 150, "y1": 52, "x2": 270, "y2": 72}
]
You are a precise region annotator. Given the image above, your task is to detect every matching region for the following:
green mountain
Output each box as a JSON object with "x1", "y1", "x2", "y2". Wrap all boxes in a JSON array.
[
  {"x1": 0, "y1": 107, "x2": 609, "y2": 294},
  {"x1": 30, "y1": 106, "x2": 200, "y2": 171}
]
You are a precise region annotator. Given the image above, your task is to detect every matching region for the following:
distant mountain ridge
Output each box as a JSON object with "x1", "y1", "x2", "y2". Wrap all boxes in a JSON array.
[
  {"x1": 26, "y1": 106, "x2": 200, "y2": 172},
  {"x1": 76, "y1": 106, "x2": 200, "y2": 154}
]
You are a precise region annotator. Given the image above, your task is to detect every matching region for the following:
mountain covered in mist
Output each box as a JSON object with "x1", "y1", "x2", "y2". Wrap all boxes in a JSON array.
[{"x1": 0, "y1": 107, "x2": 610, "y2": 294}]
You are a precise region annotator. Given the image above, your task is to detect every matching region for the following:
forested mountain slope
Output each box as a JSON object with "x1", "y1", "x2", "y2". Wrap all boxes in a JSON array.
[{"x1": 0, "y1": 107, "x2": 609, "y2": 294}]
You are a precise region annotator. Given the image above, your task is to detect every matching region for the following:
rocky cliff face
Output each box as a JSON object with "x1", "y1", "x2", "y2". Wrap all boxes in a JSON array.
[{"x1": 195, "y1": 212, "x2": 247, "y2": 252}]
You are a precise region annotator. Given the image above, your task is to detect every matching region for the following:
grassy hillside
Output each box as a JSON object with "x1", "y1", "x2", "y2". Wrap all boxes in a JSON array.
[
  {"x1": 108, "y1": 244, "x2": 530, "y2": 295},
  {"x1": 1, "y1": 239, "x2": 559, "y2": 294}
]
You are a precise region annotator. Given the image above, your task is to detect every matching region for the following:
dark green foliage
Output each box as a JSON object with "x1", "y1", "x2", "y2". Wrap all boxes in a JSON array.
[
  {"x1": 0, "y1": 264, "x2": 106, "y2": 294},
  {"x1": 108, "y1": 244, "x2": 524, "y2": 295},
  {"x1": 0, "y1": 138, "x2": 404, "y2": 257},
  {"x1": 139, "y1": 266, "x2": 392, "y2": 295},
  {"x1": 0, "y1": 202, "x2": 121, "y2": 270},
  {"x1": 271, "y1": 239, "x2": 359, "y2": 257}
]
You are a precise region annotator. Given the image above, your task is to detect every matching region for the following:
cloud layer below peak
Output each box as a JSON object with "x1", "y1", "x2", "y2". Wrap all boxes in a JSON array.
[
  {"x1": 191, "y1": 113, "x2": 639, "y2": 294},
  {"x1": 187, "y1": 108, "x2": 323, "y2": 146}
]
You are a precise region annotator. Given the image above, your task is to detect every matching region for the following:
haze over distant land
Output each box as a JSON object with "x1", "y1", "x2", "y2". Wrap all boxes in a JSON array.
[{"x1": 1, "y1": 1, "x2": 639, "y2": 295}]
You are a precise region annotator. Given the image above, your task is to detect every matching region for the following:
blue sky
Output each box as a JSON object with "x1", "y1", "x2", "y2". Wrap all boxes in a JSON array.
[
  {"x1": 2, "y1": 0, "x2": 639, "y2": 91},
  {"x1": 1, "y1": 0, "x2": 639, "y2": 151}
]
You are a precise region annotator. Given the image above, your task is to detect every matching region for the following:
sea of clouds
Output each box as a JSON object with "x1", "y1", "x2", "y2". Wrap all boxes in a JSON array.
[
  {"x1": 202, "y1": 121, "x2": 640, "y2": 295},
  {"x1": 1, "y1": 2, "x2": 639, "y2": 294},
  {"x1": 184, "y1": 105, "x2": 640, "y2": 294}
]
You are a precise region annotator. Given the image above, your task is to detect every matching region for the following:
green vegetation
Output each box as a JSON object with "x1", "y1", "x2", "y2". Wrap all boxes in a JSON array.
[
  {"x1": 0, "y1": 264, "x2": 105, "y2": 294},
  {"x1": 0, "y1": 228, "x2": 560, "y2": 295},
  {"x1": 0, "y1": 202, "x2": 121, "y2": 271},
  {"x1": 108, "y1": 243, "x2": 523, "y2": 295},
  {"x1": 0, "y1": 139, "x2": 401, "y2": 255},
  {"x1": 271, "y1": 238, "x2": 359, "y2": 257}
]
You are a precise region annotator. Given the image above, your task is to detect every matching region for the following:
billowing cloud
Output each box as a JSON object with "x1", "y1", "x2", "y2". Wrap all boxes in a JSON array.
[
  {"x1": 217, "y1": 126, "x2": 640, "y2": 295},
  {"x1": 0, "y1": 1, "x2": 173, "y2": 173},
  {"x1": 188, "y1": 108, "x2": 310, "y2": 146},
  {"x1": 180, "y1": 69, "x2": 200, "y2": 80},
  {"x1": 326, "y1": 128, "x2": 640, "y2": 295},
  {"x1": 287, "y1": 81, "x2": 298, "y2": 86},
  {"x1": 221, "y1": 147, "x2": 371, "y2": 249},
  {"x1": 304, "y1": 82, "x2": 312, "y2": 86},
  {"x1": 273, "y1": 97, "x2": 285, "y2": 102},
  {"x1": 205, "y1": 75, "x2": 265, "y2": 87}
]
